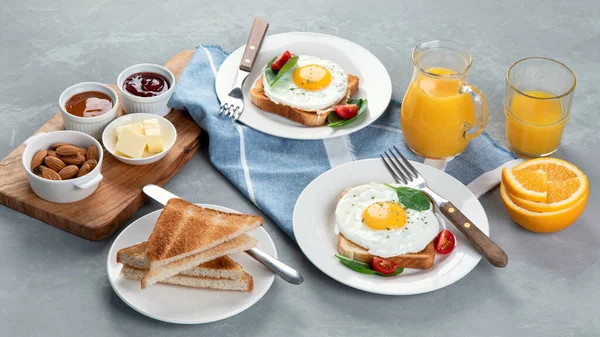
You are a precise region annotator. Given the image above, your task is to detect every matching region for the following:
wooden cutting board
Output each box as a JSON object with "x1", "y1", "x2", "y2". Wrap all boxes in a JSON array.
[{"x1": 0, "y1": 50, "x2": 199, "y2": 240}]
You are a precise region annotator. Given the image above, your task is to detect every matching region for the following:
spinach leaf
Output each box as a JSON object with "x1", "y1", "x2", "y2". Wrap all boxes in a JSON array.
[
  {"x1": 335, "y1": 254, "x2": 404, "y2": 277},
  {"x1": 264, "y1": 56, "x2": 277, "y2": 85},
  {"x1": 384, "y1": 184, "x2": 431, "y2": 211},
  {"x1": 266, "y1": 55, "x2": 299, "y2": 86},
  {"x1": 327, "y1": 98, "x2": 368, "y2": 128}
]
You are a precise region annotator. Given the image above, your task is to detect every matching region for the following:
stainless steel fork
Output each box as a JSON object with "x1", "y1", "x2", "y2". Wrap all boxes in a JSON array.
[
  {"x1": 219, "y1": 18, "x2": 269, "y2": 120},
  {"x1": 381, "y1": 145, "x2": 508, "y2": 268}
]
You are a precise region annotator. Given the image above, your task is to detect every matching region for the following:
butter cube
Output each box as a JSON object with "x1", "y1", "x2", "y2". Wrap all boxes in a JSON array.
[
  {"x1": 115, "y1": 127, "x2": 147, "y2": 158},
  {"x1": 126, "y1": 122, "x2": 145, "y2": 135},
  {"x1": 143, "y1": 119, "x2": 159, "y2": 126},
  {"x1": 116, "y1": 122, "x2": 144, "y2": 140},
  {"x1": 145, "y1": 128, "x2": 163, "y2": 153}
]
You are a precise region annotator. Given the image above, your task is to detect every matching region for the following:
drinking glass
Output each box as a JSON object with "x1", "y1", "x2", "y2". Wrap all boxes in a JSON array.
[{"x1": 504, "y1": 57, "x2": 576, "y2": 157}]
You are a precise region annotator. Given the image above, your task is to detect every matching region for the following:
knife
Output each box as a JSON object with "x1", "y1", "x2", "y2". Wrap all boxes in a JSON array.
[{"x1": 142, "y1": 184, "x2": 304, "y2": 285}]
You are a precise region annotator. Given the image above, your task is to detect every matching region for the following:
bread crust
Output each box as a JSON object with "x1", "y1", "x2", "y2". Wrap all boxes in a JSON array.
[
  {"x1": 250, "y1": 74, "x2": 359, "y2": 127},
  {"x1": 338, "y1": 234, "x2": 435, "y2": 269}
]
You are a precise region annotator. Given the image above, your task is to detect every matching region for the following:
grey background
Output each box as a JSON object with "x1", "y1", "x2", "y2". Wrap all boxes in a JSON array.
[{"x1": 1, "y1": 0, "x2": 598, "y2": 336}]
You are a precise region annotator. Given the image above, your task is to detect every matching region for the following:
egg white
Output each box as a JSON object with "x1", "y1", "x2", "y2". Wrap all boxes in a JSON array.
[
  {"x1": 262, "y1": 55, "x2": 348, "y2": 112},
  {"x1": 335, "y1": 182, "x2": 440, "y2": 258}
]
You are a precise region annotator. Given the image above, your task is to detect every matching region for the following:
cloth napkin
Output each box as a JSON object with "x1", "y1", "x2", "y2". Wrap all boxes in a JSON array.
[{"x1": 168, "y1": 45, "x2": 520, "y2": 239}]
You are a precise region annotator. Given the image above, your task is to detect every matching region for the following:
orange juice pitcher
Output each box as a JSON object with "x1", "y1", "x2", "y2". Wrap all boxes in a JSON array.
[{"x1": 401, "y1": 40, "x2": 488, "y2": 159}]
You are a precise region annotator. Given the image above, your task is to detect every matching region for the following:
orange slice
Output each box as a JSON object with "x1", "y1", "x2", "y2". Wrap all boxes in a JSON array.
[
  {"x1": 508, "y1": 176, "x2": 588, "y2": 212},
  {"x1": 502, "y1": 168, "x2": 547, "y2": 201},
  {"x1": 502, "y1": 158, "x2": 588, "y2": 203},
  {"x1": 500, "y1": 183, "x2": 588, "y2": 233}
]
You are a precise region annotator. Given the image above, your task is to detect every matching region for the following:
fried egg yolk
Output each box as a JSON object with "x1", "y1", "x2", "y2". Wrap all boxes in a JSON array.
[
  {"x1": 292, "y1": 64, "x2": 332, "y2": 90},
  {"x1": 362, "y1": 202, "x2": 407, "y2": 230}
]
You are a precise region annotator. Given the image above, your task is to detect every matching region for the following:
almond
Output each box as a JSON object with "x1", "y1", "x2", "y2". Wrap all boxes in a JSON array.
[
  {"x1": 44, "y1": 156, "x2": 66, "y2": 172},
  {"x1": 86, "y1": 145, "x2": 99, "y2": 161},
  {"x1": 51, "y1": 142, "x2": 72, "y2": 150},
  {"x1": 56, "y1": 145, "x2": 81, "y2": 157},
  {"x1": 77, "y1": 163, "x2": 91, "y2": 178},
  {"x1": 38, "y1": 165, "x2": 49, "y2": 172},
  {"x1": 58, "y1": 165, "x2": 79, "y2": 180},
  {"x1": 83, "y1": 159, "x2": 97, "y2": 171},
  {"x1": 31, "y1": 150, "x2": 47, "y2": 170},
  {"x1": 62, "y1": 154, "x2": 86, "y2": 165},
  {"x1": 76, "y1": 147, "x2": 87, "y2": 155},
  {"x1": 42, "y1": 168, "x2": 62, "y2": 180},
  {"x1": 47, "y1": 150, "x2": 58, "y2": 158}
]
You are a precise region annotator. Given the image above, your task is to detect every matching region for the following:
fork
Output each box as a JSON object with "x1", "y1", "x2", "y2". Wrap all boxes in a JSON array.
[
  {"x1": 381, "y1": 146, "x2": 508, "y2": 268},
  {"x1": 219, "y1": 17, "x2": 269, "y2": 120}
]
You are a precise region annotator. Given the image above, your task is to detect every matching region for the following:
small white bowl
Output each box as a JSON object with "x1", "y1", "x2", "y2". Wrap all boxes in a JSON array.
[
  {"x1": 59, "y1": 82, "x2": 119, "y2": 139},
  {"x1": 102, "y1": 113, "x2": 177, "y2": 166},
  {"x1": 22, "y1": 131, "x2": 104, "y2": 203},
  {"x1": 117, "y1": 64, "x2": 175, "y2": 117}
]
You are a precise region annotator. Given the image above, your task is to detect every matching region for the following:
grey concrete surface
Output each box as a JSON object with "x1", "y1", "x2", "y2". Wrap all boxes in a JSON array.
[{"x1": 1, "y1": 0, "x2": 598, "y2": 336}]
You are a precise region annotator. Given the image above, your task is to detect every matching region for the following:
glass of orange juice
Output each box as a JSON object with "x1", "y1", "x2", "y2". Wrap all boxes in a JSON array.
[
  {"x1": 401, "y1": 40, "x2": 488, "y2": 159},
  {"x1": 505, "y1": 57, "x2": 576, "y2": 157}
]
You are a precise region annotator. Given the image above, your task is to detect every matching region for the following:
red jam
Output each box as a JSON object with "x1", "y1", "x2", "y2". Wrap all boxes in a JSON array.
[
  {"x1": 65, "y1": 91, "x2": 113, "y2": 117},
  {"x1": 123, "y1": 72, "x2": 170, "y2": 98}
]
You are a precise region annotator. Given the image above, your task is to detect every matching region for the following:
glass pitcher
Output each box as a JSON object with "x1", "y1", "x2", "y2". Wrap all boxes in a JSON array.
[{"x1": 400, "y1": 40, "x2": 488, "y2": 159}]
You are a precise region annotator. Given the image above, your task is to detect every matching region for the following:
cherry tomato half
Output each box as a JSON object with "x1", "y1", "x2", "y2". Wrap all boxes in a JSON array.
[
  {"x1": 270, "y1": 50, "x2": 292, "y2": 71},
  {"x1": 371, "y1": 257, "x2": 399, "y2": 275},
  {"x1": 434, "y1": 229, "x2": 456, "y2": 254},
  {"x1": 334, "y1": 104, "x2": 359, "y2": 119}
]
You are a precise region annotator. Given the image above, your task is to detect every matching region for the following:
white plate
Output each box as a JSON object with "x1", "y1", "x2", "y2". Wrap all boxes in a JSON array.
[
  {"x1": 215, "y1": 32, "x2": 392, "y2": 140},
  {"x1": 107, "y1": 204, "x2": 276, "y2": 324},
  {"x1": 293, "y1": 159, "x2": 489, "y2": 295}
]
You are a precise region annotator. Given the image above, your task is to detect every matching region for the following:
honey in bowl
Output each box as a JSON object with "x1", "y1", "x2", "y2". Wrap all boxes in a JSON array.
[
  {"x1": 123, "y1": 72, "x2": 170, "y2": 98},
  {"x1": 65, "y1": 91, "x2": 114, "y2": 118}
]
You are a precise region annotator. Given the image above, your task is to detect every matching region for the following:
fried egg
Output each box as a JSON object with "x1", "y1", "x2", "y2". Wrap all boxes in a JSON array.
[
  {"x1": 262, "y1": 55, "x2": 348, "y2": 112},
  {"x1": 335, "y1": 183, "x2": 440, "y2": 258}
]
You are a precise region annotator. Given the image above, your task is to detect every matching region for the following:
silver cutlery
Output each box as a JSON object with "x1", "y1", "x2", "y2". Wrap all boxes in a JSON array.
[
  {"x1": 219, "y1": 17, "x2": 269, "y2": 120},
  {"x1": 381, "y1": 146, "x2": 508, "y2": 268},
  {"x1": 142, "y1": 184, "x2": 304, "y2": 284}
]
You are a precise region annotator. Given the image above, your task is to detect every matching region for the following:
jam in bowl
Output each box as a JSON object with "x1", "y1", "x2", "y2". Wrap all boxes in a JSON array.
[{"x1": 123, "y1": 72, "x2": 170, "y2": 98}]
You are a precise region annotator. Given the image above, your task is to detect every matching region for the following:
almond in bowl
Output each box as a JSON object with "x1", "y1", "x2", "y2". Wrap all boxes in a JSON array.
[
  {"x1": 22, "y1": 131, "x2": 104, "y2": 203},
  {"x1": 102, "y1": 113, "x2": 177, "y2": 166}
]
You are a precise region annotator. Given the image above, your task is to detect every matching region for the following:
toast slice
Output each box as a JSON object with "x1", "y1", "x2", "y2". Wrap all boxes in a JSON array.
[
  {"x1": 250, "y1": 74, "x2": 359, "y2": 127},
  {"x1": 121, "y1": 265, "x2": 254, "y2": 292},
  {"x1": 146, "y1": 198, "x2": 263, "y2": 270},
  {"x1": 338, "y1": 234, "x2": 435, "y2": 269},
  {"x1": 117, "y1": 242, "x2": 245, "y2": 280},
  {"x1": 141, "y1": 234, "x2": 258, "y2": 288}
]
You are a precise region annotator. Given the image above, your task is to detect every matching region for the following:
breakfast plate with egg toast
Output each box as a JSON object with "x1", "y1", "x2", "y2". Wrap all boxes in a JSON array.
[
  {"x1": 107, "y1": 203, "x2": 276, "y2": 324},
  {"x1": 215, "y1": 32, "x2": 392, "y2": 140},
  {"x1": 293, "y1": 158, "x2": 489, "y2": 295}
]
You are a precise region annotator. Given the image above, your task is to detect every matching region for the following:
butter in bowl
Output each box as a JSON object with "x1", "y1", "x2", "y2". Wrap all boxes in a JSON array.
[{"x1": 102, "y1": 113, "x2": 177, "y2": 165}]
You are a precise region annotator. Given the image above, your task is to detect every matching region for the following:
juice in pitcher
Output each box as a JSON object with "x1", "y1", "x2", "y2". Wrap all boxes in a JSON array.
[{"x1": 401, "y1": 40, "x2": 488, "y2": 159}]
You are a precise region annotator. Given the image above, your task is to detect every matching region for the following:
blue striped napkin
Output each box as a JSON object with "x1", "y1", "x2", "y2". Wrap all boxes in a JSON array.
[{"x1": 168, "y1": 45, "x2": 518, "y2": 239}]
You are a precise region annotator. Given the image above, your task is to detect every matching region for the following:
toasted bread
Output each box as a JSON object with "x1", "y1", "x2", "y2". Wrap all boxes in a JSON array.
[
  {"x1": 146, "y1": 199, "x2": 263, "y2": 269},
  {"x1": 336, "y1": 188, "x2": 435, "y2": 269},
  {"x1": 121, "y1": 265, "x2": 253, "y2": 292},
  {"x1": 250, "y1": 74, "x2": 359, "y2": 127},
  {"x1": 142, "y1": 234, "x2": 258, "y2": 289},
  {"x1": 338, "y1": 234, "x2": 435, "y2": 269},
  {"x1": 117, "y1": 242, "x2": 245, "y2": 280}
]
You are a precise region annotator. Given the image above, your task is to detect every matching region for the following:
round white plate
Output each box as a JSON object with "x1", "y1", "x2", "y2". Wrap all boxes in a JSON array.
[
  {"x1": 107, "y1": 204, "x2": 277, "y2": 324},
  {"x1": 215, "y1": 32, "x2": 392, "y2": 140},
  {"x1": 293, "y1": 159, "x2": 489, "y2": 295}
]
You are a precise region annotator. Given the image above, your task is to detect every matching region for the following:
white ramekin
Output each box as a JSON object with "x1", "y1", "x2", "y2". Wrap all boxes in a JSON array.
[
  {"x1": 102, "y1": 113, "x2": 177, "y2": 166},
  {"x1": 22, "y1": 131, "x2": 104, "y2": 203},
  {"x1": 59, "y1": 82, "x2": 119, "y2": 139},
  {"x1": 117, "y1": 64, "x2": 176, "y2": 117}
]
